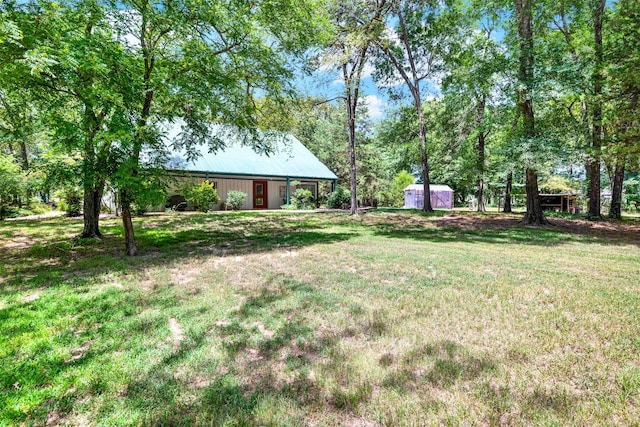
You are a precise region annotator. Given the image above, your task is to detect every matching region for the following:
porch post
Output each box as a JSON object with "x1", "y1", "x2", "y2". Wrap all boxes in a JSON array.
[{"x1": 286, "y1": 177, "x2": 291, "y2": 205}]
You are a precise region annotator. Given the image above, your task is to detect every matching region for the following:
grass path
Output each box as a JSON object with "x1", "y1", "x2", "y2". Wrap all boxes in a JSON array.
[{"x1": 1, "y1": 210, "x2": 639, "y2": 425}]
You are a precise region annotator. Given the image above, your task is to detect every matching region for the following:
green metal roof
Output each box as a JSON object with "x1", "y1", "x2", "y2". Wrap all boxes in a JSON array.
[{"x1": 165, "y1": 126, "x2": 337, "y2": 181}]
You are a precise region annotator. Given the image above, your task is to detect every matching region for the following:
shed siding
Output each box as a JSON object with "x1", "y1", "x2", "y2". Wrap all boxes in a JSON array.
[{"x1": 404, "y1": 185, "x2": 454, "y2": 210}]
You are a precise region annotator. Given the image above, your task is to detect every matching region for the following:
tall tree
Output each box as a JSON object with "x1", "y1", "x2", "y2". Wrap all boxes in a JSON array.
[
  {"x1": 373, "y1": 0, "x2": 462, "y2": 213},
  {"x1": 443, "y1": 9, "x2": 506, "y2": 212},
  {"x1": 585, "y1": 0, "x2": 606, "y2": 219},
  {"x1": 3, "y1": 0, "x2": 330, "y2": 254},
  {"x1": 113, "y1": 0, "x2": 330, "y2": 255},
  {"x1": 327, "y1": 0, "x2": 388, "y2": 215},
  {"x1": 513, "y1": 0, "x2": 546, "y2": 224},
  {"x1": 606, "y1": 0, "x2": 640, "y2": 219},
  {"x1": 1, "y1": 0, "x2": 134, "y2": 238}
]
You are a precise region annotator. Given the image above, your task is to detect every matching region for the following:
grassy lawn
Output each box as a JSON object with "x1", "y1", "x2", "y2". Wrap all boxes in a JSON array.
[{"x1": 1, "y1": 210, "x2": 639, "y2": 426}]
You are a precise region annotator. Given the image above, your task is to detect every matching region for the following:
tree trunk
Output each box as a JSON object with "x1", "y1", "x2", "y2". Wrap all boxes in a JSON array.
[
  {"x1": 476, "y1": 96, "x2": 487, "y2": 212},
  {"x1": 80, "y1": 102, "x2": 104, "y2": 238},
  {"x1": 19, "y1": 142, "x2": 28, "y2": 170},
  {"x1": 81, "y1": 180, "x2": 104, "y2": 238},
  {"x1": 477, "y1": 178, "x2": 485, "y2": 212},
  {"x1": 503, "y1": 172, "x2": 513, "y2": 213},
  {"x1": 341, "y1": 52, "x2": 365, "y2": 217},
  {"x1": 120, "y1": 190, "x2": 138, "y2": 256},
  {"x1": 348, "y1": 102, "x2": 358, "y2": 215},
  {"x1": 609, "y1": 155, "x2": 625, "y2": 219},
  {"x1": 120, "y1": 44, "x2": 157, "y2": 255},
  {"x1": 514, "y1": 0, "x2": 547, "y2": 225},
  {"x1": 521, "y1": 167, "x2": 546, "y2": 225},
  {"x1": 417, "y1": 106, "x2": 433, "y2": 213},
  {"x1": 587, "y1": 0, "x2": 605, "y2": 220}
]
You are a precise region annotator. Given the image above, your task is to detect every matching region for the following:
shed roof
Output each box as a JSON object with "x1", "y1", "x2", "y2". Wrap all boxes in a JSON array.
[
  {"x1": 164, "y1": 125, "x2": 337, "y2": 181},
  {"x1": 405, "y1": 184, "x2": 454, "y2": 192}
]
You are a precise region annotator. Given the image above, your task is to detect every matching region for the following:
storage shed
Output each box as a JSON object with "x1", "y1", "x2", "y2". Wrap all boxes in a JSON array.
[
  {"x1": 404, "y1": 184, "x2": 454, "y2": 210},
  {"x1": 539, "y1": 193, "x2": 578, "y2": 214}
]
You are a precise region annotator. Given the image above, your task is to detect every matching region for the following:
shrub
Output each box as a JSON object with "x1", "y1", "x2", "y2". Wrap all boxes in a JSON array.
[
  {"x1": 387, "y1": 170, "x2": 415, "y2": 207},
  {"x1": 292, "y1": 187, "x2": 314, "y2": 209},
  {"x1": 57, "y1": 187, "x2": 82, "y2": 217},
  {"x1": 0, "y1": 154, "x2": 27, "y2": 220},
  {"x1": 225, "y1": 190, "x2": 247, "y2": 210},
  {"x1": 131, "y1": 179, "x2": 167, "y2": 215},
  {"x1": 327, "y1": 186, "x2": 351, "y2": 209},
  {"x1": 187, "y1": 180, "x2": 220, "y2": 212}
]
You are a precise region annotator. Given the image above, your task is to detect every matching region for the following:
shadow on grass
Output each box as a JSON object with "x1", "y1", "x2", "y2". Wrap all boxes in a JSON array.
[
  {"x1": 370, "y1": 213, "x2": 640, "y2": 247},
  {"x1": 476, "y1": 380, "x2": 579, "y2": 425},
  {"x1": 0, "y1": 212, "x2": 357, "y2": 296},
  {"x1": 382, "y1": 340, "x2": 498, "y2": 393},
  {"x1": 106, "y1": 277, "x2": 362, "y2": 425}
]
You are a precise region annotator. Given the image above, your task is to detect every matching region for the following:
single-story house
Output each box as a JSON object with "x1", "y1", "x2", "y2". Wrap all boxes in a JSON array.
[
  {"x1": 164, "y1": 130, "x2": 338, "y2": 211},
  {"x1": 404, "y1": 184, "x2": 454, "y2": 210}
]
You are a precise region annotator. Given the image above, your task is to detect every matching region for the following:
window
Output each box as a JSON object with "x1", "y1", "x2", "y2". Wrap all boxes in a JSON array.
[{"x1": 297, "y1": 184, "x2": 316, "y2": 200}]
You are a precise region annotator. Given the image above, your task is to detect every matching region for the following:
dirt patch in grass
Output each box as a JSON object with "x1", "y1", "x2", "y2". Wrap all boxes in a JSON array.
[
  {"x1": 169, "y1": 317, "x2": 184, "y2": 352},
  {"x1": 23, "y1": 289, "x2": 43, "y2": 303},
  {"x1": 3, "y1": 235, "x2": 34, "y2": 249},
  {"x1": 65, "y1": 340, "x2": 94, "y2": 364}
]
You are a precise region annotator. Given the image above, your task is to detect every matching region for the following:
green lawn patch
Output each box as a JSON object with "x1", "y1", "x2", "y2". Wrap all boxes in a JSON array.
[{"x1": 1, "y1": 210, "x2": 639, "y2": 425}]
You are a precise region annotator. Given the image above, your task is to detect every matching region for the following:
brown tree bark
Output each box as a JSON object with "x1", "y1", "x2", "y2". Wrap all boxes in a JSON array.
[
  {"x1": 80, "y1": 106, "x2": 105, "y2": 238},
  {"x1": 416, "y1": 101, "x2": 433, "y2": 213},
  {"x1": 514, "y1": 0, "x2": 547, "y2": 225},
  {"x1": 19, "y1": 142, "x2": 28, "y2": 170},
  {"x1": 120, "y1": 189, "x2": 138, "y2": 256},
  {"x1": 609, "y1": 156, "x2": 625, "y2": 219},
  {"x1": 521, "y1": 168, "x2": 546, "y2": 224},
  {"x1": 503, "y1": 171, "x2": 513, "y2": 213},
  {"x1": 81, "y1": 180, "x2": 104, "y2": 238}
]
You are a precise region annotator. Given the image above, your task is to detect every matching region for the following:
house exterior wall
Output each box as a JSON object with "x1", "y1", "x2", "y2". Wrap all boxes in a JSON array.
[{"x1": 165, "y1": 173, "x2": 320, "y2": 210}]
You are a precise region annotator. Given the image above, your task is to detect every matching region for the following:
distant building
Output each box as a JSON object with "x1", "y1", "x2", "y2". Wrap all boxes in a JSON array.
[
  {"x1": 404, "y1": 184, "x2": 454, "y2": 210},
  {"x1": 539, "y1": 194, "x2": 579, "y2": 214},
  {"x1": 165, "y1": 131, "x2": 338, "y2": 210}
]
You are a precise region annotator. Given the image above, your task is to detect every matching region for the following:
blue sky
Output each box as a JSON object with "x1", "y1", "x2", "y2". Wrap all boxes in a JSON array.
[{"x1": 295, "y1": 64, "x2": 391, "y2": 121}]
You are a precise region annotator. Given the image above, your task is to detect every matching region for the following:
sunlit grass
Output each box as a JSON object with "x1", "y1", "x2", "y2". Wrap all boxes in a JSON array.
[{"x1": 1, "y1": 210, "x2": 639, "y2": 425}]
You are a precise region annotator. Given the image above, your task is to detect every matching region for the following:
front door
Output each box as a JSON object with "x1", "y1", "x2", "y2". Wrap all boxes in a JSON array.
[{"x1": 253, "y1": 181, "x2": 268, "y2": 209}]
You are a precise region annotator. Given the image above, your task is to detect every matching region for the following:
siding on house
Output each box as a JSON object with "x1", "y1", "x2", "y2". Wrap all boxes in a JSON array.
[{"x1": 167, "y1": 173, "x2": 318, "y2": 210}]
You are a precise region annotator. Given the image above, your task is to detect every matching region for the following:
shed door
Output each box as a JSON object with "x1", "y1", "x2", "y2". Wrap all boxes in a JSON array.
[{"x1": 253, "y1": 181, "x2": 268, "y2": 209}]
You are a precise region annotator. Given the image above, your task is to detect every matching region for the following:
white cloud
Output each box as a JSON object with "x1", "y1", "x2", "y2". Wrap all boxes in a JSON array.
[
  {"x1": 363, "y1": 95, "x2": 385, "y2": 119},
  {"x1": 361, "y1": 62, "x2": 374, "y2": 79}
]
